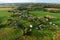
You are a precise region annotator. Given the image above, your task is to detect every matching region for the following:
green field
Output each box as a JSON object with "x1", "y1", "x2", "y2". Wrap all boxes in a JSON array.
[
  {"x1": 0, "y1": 10, "x2": 60, "y2": 26},
  {"x1": 0, "y1": 10, "x2": 10, "y2": 17},
  {"x1": 0, "y1": 10, "x2": 23, "y2": 40},
  {"x1": 0, "y1": 10, "x2": 60, "y2": 40},
  {"x1": 0, "y1": 10, "x2": 10, "y2": 23},
  {"x1": 0, "y1": 3, "x2": 60, "y2": 40},
  {"x1": 30, "y1": 11, "x2": 60, "y2": 26}
]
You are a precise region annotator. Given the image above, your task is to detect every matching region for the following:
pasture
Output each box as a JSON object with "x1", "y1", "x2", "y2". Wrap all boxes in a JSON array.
[
  {"x1": 0, "y1": 9, "x2": 60, "y2": 40},
  {"x1": 0, "y1": 10, "x2": 60, "y2": 26},
  {"x1": 0, "y1": 10, "x2": 10, "y2": 23},
  {"x1": 30, "y1": 11, "x2": 60, "y2": 26}
]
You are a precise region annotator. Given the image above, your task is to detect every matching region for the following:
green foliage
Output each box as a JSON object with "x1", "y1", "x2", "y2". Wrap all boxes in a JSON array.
[{"x1": 17, "y1": 19, "x2": 30, "y2": 29}]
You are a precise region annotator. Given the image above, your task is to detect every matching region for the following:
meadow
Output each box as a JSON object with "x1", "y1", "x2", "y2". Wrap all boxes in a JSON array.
[
  {"x1": 0, "y1": 10, "x2": 23, "y2": 40},
  {"x1": 0, "y1": 3, "x2": 60, "y2": 40},
  {"x1": 0, "y1": 10, "x2": 10, "y2": 23},
  {"x1": 30, "y1": 11, "x2": 60, "y2": 26},
  {"x1": 0, "y1": 8, "x2": 60, "y2": 40},
  {"x1": 0, "y1": 10, "x2": 59, "y2": 25}
]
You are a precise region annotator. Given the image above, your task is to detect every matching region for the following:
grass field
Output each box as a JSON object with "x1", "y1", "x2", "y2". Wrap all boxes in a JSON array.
[
  {"x1": 30, "y1": 11, "x2": 60, "y2": 26},
  {"x1": 0, "y1": 10, "x2": 10, "y2": 23},
  {"x1": 0, "y1": 10, "x2": 10, "y2": 17},
  {"x1": 0, "y1": 10, "x2": 23, "y2": 40},
  {"x1": 0, "y1": 10, "x2": 60, "y2": 26},
  {"x1": 0, "y1": 10, "x2": 60, "y2": 40}
]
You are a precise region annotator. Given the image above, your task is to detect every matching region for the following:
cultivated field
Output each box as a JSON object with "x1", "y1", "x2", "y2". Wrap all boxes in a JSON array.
[
  {"x1": 0, "y1": 8, "x2": 13, "y2": 10},
  {"x1": 46, "y1": 8, "x2": 60, "y2": 10}
]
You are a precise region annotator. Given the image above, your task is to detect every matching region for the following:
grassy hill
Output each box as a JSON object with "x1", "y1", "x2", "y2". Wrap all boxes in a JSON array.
[{"x1": 0, "y1": 9, "x2": 60, "y2": 40}]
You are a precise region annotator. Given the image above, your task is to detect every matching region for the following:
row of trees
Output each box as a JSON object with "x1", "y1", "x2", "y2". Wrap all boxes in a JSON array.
[
  {"x1": 16, "y1": 4, "x2": 60, "y2": 13},
  {"x1": 16, "y1": 3, "x2": 60, "y2": 11}
]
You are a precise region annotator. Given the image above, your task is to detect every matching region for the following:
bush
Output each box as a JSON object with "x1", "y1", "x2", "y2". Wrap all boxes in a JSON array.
[{"x1": 17, "y1": 20, "x2": 31, "y2": 29}]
